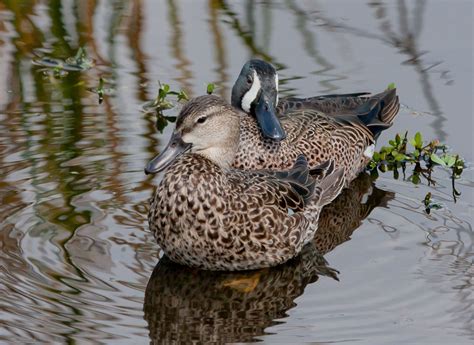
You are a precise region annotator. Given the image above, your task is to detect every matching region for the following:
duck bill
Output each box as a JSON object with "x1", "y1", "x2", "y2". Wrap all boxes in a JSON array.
[
  {"x1": 255, "y1": 93, "x2": 286, "y2": 141},
  {"x1": 144, "y1": 132, "x2": 191, "y2": 174}
]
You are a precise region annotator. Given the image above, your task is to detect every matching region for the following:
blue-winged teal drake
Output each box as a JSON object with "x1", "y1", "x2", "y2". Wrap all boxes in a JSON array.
[
  {"x1": 145, "y1": 96, "x2": 345, "y2": 271},
  {"x1": 231, "y1": 59, "x2": 399, "y2": 142},
  {"x1": 210, "y1": 59, "x2": 399, "y2": 185}
]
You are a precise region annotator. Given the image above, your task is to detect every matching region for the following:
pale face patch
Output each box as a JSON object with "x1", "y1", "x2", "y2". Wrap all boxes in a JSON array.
[
  {"x1": 363, "y1": 144, "x2": 376, "y2": 158},
  {"x1": 241, "y1": 70, "x2": 261, "y2": 113}
]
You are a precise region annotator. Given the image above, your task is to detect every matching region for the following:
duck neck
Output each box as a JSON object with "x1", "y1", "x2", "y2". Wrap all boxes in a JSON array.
[
  {"x1": 197, "y1": 146, "x2": 237, "y2": 169},
  {"x1": 194, "y1": 115, "x2": 241, "y2": 169}
]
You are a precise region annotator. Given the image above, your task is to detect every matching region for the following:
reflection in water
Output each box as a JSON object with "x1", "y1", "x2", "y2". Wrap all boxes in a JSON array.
[
  {"x1": 167, "y1": 0, "x2": 194, "y2": 93},
  {"x1": 144, "y1": 173, "x2": 393, "y2": 343},
  {"x1": 217, "y1": 0, "x2": 284, "y2": 69},
  {"x1": 369, "y1": 0, "x2": 447, "y2": 140},
  {"x1": 145, "y1": 247, "x2": 335, "y2": 344},
  {"x1": 286, "y1": 1, "x2": 345, "y2": 93},
  {"x1": 0, "y1": 0, "x2": 472, "y2": 343},
  {"x1": 294, "y1": 0, "x2": 448, "y2": 139},
  {"x1": 208, "y1": 0, "x2": 229, "y2": 98}
]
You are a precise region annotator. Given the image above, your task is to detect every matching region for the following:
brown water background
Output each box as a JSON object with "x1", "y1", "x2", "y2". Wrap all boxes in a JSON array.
[{"x1": 0, "y1": 1, "x2": 473, "y2": 343}]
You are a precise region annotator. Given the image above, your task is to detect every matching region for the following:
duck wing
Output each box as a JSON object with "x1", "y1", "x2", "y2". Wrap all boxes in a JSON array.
[
  {"x1": 278, "y1": 89, "x2": 399, "y2": 139},
  {"x1": 277, "y1": 92, "x2": 371, "y2": 115},
  {"x1": 231, "y1": 156, "x2": 344, "y2": 210}
]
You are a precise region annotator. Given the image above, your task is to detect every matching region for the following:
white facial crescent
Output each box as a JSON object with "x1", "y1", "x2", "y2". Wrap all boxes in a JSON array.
[{"x1": 241, "y1": 70, "x2": 261, "y2": 113}]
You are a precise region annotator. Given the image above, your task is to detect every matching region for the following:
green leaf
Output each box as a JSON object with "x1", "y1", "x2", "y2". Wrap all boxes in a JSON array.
[
  {"x1": 372, "y1": 152, "x2": 380, "y2": 162},
  {"x1": 445, "y1": 155, "x2": 456, "y2": 167},
  {"x1": 411, "y1": 174, "x2": 420, "y2": 185},
  {"x1": 207, "y1": 83, "x2": 215, "y2": 94},
  {"x1": 414, "y1": 132, "x2": 422, "y2": 148},
  {"x1": 387, "y1": 82, "x2": 396, "y2": 90},
  {"x1": 395, "y1": 153, "x2": 406, "y2": 162},
  {"x1": 158, "y1": 88, "x2": 167, "y2": 100},
  {"x1": 430, "y1": 153, "x2": 446, "y2": 166},
  {"x1": 164, "y1": 116, "x2": 177, "y2": 123},
  {"x1": 177, "y1": 90, "x2": 189, "y2": 102},
  {"x1": 155, "y1": 113, "x2": 168, "y2": 133},
  {"x1": 423, "y1": 192, "x2": 432, "y2": 206}
]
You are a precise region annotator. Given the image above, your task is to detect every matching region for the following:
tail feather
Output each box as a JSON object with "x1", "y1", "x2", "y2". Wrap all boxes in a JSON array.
[
  {"x1": 308, "y1": 160, "x2": 336, "y2": 183},
  {"x1": 355, "y1": 88, "x2": 400, "y2": 139},
  {"x1": 273, "y1": 155, "x2": 315, "y2": 204},
  {"x1": 273, "y1": 157, "x2": 345, "y2": 206},
  {"x1": 379, "y1": 91, "x2": 400, "y2": 125},
  {"x1": 312, "y1": 164, "x2": 346, "y2": 207}
]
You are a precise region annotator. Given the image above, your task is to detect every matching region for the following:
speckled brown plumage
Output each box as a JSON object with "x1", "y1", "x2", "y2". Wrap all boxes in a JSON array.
[
  {"x1": 232, "y1": 89, "x2": 399, "y2": 186},
  {"x1": 148, "y1": 154, "x2": 344, "y2": 271},
  {"x1": 144, "y1": 173, "x2": 393, "y2": 344}
]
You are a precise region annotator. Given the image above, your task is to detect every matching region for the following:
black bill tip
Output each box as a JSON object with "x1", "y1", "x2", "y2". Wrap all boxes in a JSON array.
[{"x1": 255, "y1": 94, "x2": 286, "y2": 141}]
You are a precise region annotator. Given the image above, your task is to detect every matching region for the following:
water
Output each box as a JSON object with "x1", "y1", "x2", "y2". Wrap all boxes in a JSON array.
[{"x1": 0, "y1": 0, "x2": 472, "y2": 343}]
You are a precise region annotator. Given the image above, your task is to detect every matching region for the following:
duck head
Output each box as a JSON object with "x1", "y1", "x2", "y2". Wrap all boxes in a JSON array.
[
  {"x1": 145, "y1": 95, "x2": 241, "y2": 174},
  {"x1": 231, "y1": 59, "x2": 286, "y2": 141}
]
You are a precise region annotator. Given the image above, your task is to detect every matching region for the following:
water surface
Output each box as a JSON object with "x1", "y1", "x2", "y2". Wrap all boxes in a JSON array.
[{"x1": 0, "y1": 1, "x2": 472, "y2": 344}]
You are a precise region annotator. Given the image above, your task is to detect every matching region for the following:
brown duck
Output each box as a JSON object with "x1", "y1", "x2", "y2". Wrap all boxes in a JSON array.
[{"x1": 146, "y1": 97, "x2": 345, "y2": 271}]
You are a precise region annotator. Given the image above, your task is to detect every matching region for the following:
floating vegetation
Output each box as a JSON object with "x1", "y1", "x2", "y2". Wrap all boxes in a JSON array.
[
  {"x1": 32, "y1": 47, "x2": 95, "y2": 78},
  {"x1": 368, "y1": 131, "x2": 465, "y2": 202},
  {"x1": 88, "y1": 77, "x2": 115, "y2": 104},
  {"x1": 142, "y1": 82, "x2": 188, "y2": 113},
  {"x1": 141, "y1": 82, "x2": 188, "y2": 132},
  {"x1": 423, "y1": 192, "x2": 442, "y2": 214},
  {"x1": 65, "y1": 47, "x2": 95, "y2": 70}
]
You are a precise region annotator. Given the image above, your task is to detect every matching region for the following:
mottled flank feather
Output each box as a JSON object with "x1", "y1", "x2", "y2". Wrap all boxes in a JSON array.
[{"x1": 149, "y1": 154, "x2": 344, "y2": 271}]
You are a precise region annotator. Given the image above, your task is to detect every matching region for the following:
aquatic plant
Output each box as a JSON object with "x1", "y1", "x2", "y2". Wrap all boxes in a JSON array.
[
  {"x1": 207, "y1": 83, "x2": 216, "y2": 94},
  {"x1": 368, "y1": 131, "x2": 465, "y2": 205},
  {"x1": 142, "y1": 82, "x2": 188, "y2": 112},
  {"x1": 87, "y1": 77, "x2": 115, "y2": 104},
  {"x1": 141, "y1": 82, "x2": 188, "y2": 132},
  {"x1": 32, "y1": 47, "x2": 94, "y2": 78},
  {"x1": 423, "y1": 192, "x2": 442, "y2": 215}
]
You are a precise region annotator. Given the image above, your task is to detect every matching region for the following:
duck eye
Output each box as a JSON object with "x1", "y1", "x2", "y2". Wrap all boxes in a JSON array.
[
  {"x1": 246, "y1": 76, "x2": 253, "y2": 84},
  {"x1": 196, "y1": 117, "x2": 207, "y2": 124}
]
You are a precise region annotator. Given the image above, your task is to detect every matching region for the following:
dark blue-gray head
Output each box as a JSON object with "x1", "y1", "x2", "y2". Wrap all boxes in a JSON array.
[{"x1": 231, "y1": 59, "x2": 285, "y2": 141}]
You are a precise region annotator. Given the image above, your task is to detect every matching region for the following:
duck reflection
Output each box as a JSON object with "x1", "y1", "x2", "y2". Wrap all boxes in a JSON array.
[{"x1": 143, "y1": 173, "x2": 393, "y2": 344}]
